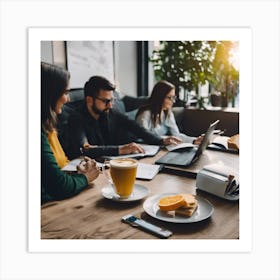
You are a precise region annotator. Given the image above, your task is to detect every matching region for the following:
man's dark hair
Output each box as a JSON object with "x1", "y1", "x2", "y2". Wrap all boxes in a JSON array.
[{"x1": 84, "y1": 76, "x2": 115, "y2": 98}]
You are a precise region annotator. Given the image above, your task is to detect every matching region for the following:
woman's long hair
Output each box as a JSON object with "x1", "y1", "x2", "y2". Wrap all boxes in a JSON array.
[
  {"x1": 41, "y1": 62, "x2": 70, "y2": 133},
  {"x1": 136, "y1": 80, "x2": 175, "y2": 127}
]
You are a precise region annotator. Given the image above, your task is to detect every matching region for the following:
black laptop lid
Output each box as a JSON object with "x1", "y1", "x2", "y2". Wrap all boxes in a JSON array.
[
  {"x1": 194, "y1": 119, "x2": 220, "y2": 159},
  {"x1": 155, "y1": 120, "x2": 220, "y2": 167}
]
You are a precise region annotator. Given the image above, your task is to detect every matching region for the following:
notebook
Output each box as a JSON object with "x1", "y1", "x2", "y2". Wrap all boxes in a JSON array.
[
  {"x1": 62, "y1": 159, "x2": 161, "y2": 180},
  {"x1": 155, "y1": 120, "x2": 220, "y2": 167},
  {"x1": 61, "y1": 158, "x2": 103, "y2": 172},
  {"x1": 136, "y1": 163, "x2": 162, "y2": 180},
  {"x1": 207, "y1": 134, "x2": 239, "y2": 154},
  {"x1": 103, "y1": 144, "x2": 160, "y2": 160}
]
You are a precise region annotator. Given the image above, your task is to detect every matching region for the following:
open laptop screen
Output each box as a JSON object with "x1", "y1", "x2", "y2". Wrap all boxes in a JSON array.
[{"x1": 194, "y1": 119, "x2": 220, "y2": 159}]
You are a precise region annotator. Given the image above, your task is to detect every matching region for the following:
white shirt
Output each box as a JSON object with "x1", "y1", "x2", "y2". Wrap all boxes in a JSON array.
[{"x1": 136, "y1": 109, "x2": 196, "y2": 143}]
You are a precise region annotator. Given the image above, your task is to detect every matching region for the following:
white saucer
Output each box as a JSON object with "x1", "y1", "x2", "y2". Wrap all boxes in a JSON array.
[{"x1": 101, "y1": 184, "x2": 149, "y2": 202}]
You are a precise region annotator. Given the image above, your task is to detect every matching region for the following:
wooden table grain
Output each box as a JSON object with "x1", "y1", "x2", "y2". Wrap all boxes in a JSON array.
[{"x1": 41, "y1": 149, "x2": 239, "y2": 239}]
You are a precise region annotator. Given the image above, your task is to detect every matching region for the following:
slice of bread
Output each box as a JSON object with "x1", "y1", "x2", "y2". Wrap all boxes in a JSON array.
[
  {"x1": 175, "y1": 195, "x2": 198, "y2": 217},
  {"x1": 175, "y1": 200, "x2": 198, "y2": 217},
  {"x1": 175, "y1": 205, "x2": 198, "y2": 217},
  {"x1": 158, "y1": 193, "x2": 198, "y2": 215},
  {"x1": 181, "y1": 194, "x2": 197, "y2": 207},
  {"x1": 228, "y1": 134, "x2": 239, "y2": 150}
]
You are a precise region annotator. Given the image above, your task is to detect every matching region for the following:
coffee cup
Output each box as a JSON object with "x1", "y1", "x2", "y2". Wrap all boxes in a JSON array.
[{"x1": 103, "y1": 158, "x2": 138, "y2": 198}]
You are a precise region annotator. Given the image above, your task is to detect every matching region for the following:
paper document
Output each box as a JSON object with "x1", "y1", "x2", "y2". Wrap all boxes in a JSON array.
[
  {"x1": 166, "y1": 142, "x2": 195, "y2": 152},
  {"x1": 211, "y1": 136, "x2": 230, "y2": 149},
  {"x1": 61, "y1": 158, "x2": 102, "y2": 172},
  {"x1": 105, "y1": 144, "x2": 160, "y2": 160},
  {"x1": 62, "y1": 158, "x2": 161, "y2": 180},
  {"x1": 136, "y1": 163, "x2": 161, "y2": 180},
  {"x1": 207, "y1": 135, "x2": 239, "y2": 154},
  {"x1": 61, "y1": 159, "x2": 82, "y2": 172}
]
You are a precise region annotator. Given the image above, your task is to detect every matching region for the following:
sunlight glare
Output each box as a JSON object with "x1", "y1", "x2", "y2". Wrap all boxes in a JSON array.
[{"x1": 229, "y1": 42, "x2": 239, "y2": 70}]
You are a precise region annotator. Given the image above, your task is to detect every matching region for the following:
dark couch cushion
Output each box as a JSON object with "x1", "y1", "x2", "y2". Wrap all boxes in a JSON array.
[
  {"x1": 69, "y1": 89, "x2": 126, "y2": 113},
  {"x1": 182, "y1": 108, "x2": 239, "y2": 137},
  {"x1": 113, "y1": 91, "x2": 126, "y2": 114},
  {"x1": 69, "y1": 89, "x2": 85, "y2": 102},
  {"x1": 122, "y1": 96, "x2": 149, "y2": 112}
]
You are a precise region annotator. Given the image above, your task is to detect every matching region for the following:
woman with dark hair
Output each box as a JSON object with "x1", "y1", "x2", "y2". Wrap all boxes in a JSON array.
[
  {"x1": 136, "y1": 80, "x2": 196, "y2": 143},
  {"x1": 41, "y1": 62, "x2": 100, "y2": 204}
]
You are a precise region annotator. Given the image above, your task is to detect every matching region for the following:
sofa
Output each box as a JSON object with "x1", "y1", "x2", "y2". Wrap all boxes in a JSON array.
[{"x1": 181, "y1": 107, "x2": 239, "y2": 137}]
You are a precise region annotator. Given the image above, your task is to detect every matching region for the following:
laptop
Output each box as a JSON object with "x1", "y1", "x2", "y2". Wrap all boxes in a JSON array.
[{"x1": 155, "y1": 120, "x2": 220, "y2": 167}]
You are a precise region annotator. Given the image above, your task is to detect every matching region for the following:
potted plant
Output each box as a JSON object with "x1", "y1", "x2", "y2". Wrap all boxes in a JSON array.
[
  {"x1": 209, "y1": 41, "x2": 239, "y2": 107},
  {"x1": 150, "y1": 41, "x2": 217, "y2": 108}
]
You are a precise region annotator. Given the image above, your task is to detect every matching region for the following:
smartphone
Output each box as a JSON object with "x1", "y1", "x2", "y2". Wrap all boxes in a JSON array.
[{"x1": 122, "y1": 214, "x2": 172, "y2": 239}]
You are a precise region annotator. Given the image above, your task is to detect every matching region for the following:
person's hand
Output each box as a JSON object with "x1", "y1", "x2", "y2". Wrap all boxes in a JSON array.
[
  {"x1": 163, "y1": 136, "x2": 182, "y2": 146},
  {"x1": 193, "y1": 135, "x2": 204, "y2": 145},
  {"x1": 83, "y1": 143, "x2": 98, "y2": 149},
  {"x1": 119, "y1": 142, "x2": 145, "y2": 155},
  {"x1": 77, "y1": 156, "x2": 100, "y2": 183}
]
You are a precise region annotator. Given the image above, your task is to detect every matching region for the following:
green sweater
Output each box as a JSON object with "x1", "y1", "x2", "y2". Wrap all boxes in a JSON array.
[{"x1": 41, "y1": 131, "x2": 88, "y2": 204}]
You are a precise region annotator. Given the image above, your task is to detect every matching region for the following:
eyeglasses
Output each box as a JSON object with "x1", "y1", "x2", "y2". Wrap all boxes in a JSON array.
[
  {"x1": 63, "y1": 89, "x2": 70, "y2": 95},
  {"x1": 166, "y1": 95, "x2": 177, "y2": 102},
  {"x1": 95, "y1": 97, "x2": 115, "y2": 105}
]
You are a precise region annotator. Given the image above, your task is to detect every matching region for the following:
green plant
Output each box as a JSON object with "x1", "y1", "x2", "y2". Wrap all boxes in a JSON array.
[
  {"x1": 150, "y1": 41, "x2": 217, "y2": 98},
  {"x1": 209, "y1": 41, "x2": 239, "y2": 107},
  {"x1": 150, "y1": 41, "x2": 239, "y2": 108},
  {"x1": 197, "y1": 96, "x2": 208, "y2": 110}
]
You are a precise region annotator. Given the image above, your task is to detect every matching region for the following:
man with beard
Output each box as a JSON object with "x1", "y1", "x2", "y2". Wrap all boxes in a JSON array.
[{"x1": 67, "y1": 76, "x2": 182, "y2": 159}]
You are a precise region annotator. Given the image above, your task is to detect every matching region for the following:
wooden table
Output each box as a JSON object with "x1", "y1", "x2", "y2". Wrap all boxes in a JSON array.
[{"x1": 41, "y1": 149, "x2": 239, "y2": 239}]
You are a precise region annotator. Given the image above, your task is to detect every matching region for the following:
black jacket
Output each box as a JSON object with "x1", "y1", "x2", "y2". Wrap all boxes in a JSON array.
[{"x1": 67, "y1": 103, "x2": 163, "y2": 159}]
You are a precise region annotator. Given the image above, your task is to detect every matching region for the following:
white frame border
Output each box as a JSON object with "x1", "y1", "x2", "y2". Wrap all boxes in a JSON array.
[{"x1": 28, "y1": 27, "x2": 252, "y2": 253}]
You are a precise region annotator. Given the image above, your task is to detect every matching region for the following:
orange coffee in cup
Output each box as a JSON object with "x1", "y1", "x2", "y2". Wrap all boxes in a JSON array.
[{"x1": 109, "y1": 158, "x2": 138, "y2": 198}]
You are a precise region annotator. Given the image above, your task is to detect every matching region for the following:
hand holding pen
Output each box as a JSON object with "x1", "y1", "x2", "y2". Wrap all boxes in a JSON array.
[{"x1": 77, "y1": 156, "x2": 100, "y2": 183}]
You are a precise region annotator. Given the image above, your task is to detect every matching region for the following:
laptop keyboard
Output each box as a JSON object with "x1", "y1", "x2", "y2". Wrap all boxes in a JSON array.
[{"x1": 156, "y1": 149, "x2": 197, "y2": 166}]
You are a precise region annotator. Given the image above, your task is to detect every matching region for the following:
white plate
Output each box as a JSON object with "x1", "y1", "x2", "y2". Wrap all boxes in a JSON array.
[
  {"x1": 101, "y1": 184, "x2": 149, "y2": 202},
  {"x1": 143, "y1": 193, "x2": 214, "y2": 223}
]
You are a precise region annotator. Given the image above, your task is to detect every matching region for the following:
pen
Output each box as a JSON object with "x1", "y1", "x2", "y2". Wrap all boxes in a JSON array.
[
  {"x1": 214, "y1": 129, "x2": 225, "y2": 135},
  {"x1": 79, "y1": 157, "x2": 86, "y2": 166},
  {"x1": 79, "y1": 157, "x2": 103, "y2": 171}
]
